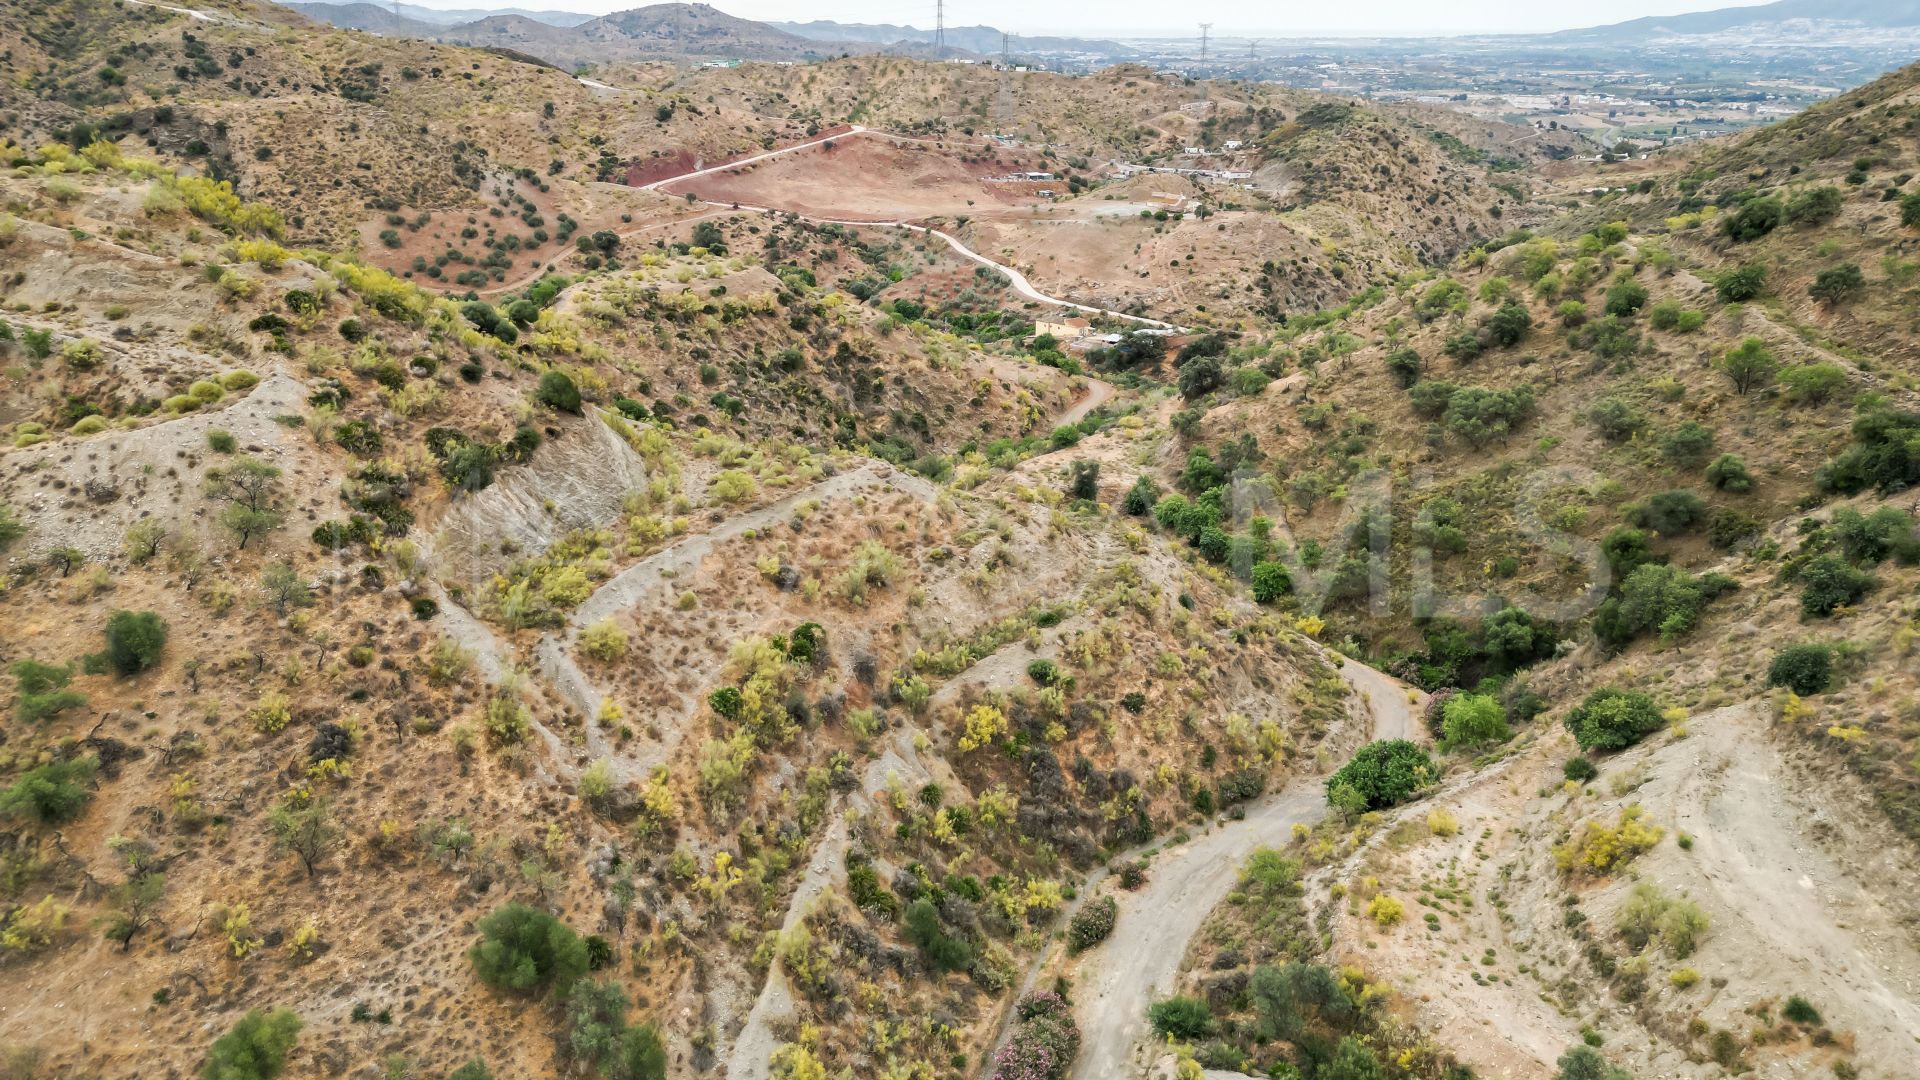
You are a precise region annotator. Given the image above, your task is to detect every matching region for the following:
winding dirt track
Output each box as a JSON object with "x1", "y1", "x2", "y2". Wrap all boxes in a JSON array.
[
  {"x1": 1061, "y1": 658, "x2": 1419, "y2": 1080},
  {"x1": 640, "y1": 127, "x2": 1185, "y2": 331}
]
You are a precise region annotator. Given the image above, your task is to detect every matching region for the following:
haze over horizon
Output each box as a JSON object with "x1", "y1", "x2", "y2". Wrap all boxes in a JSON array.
[{"x1": 385, "y1": 0, "x2": 1784, "y2": 38}]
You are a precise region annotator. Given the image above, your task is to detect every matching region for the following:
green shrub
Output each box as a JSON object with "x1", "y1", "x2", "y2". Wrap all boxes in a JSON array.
[
  {"x1": 1784, "y1": 186, "x2": 1842, "y2": 225},
  {"x1": 1797, "y1": 553, "x2": 1874, "y2": 617},
  {"x1": 447, "y1": 1063, "x2": 493, "y2": 1080},
  {"x1": 903, "y1": 898, "x2": 970, "y2": 973},
  {"x1": 1554, "y1": 1045, "x2": 1629, "y2": 1080},
  {"x1": 207, "y1": 429, "x2": 238, "y2": 453},
  {"x1": 1816, "y1": 408, "x2": 1920, "y2": 495},
  {"x1": 1385, "y1": 347, "x2": 1421, "y2": 388},
  {"x1": 1831, "y1": 506, "x2": 1920, "y2": 564},
  {"x1": 469, "y1": 903, "x2": 589, "y2": 997},
  {"x1": 1767, "y1": 644, "x2": 1834, "y2": 696},
  {"x1": 1563, "y1": 756, "x2": 1598, "y2": 783},
  {"x1": 1251, "y1": 560, "x2": 1292, "y2": 603},
  {"x1": 1659, "y1": 422, "x2": 1715, "y2": 468},
  {"x1": 1563, "y1": 688, "x2": 1662, "y2": 751},
  {"x1": 535, "y1": 370, "x2": 582, "y2": 414},
  {"x1": 0, "y1": 503, "x2": 24, "y2": 551},
  {"x1": 1325, "y1": 739, "x2": 1434, "y2": 811},
  {"x1": 1782, "y1": 996, "x2": 1822, "y2": 1026},
  {"x1": 1067, "y1": 895, "x2": 1117, "y2": 953},
  {"x1": 12, "y1": 659, "x2": 85, "y2": 723},
  {"x1": 1707, "y1": 507, "x2": 1762, "y2": 550},
  {"x1": 1147, "y1": 995, "x2": 1214, "y2": 1040},
  {"x1": 1722, "y1": 197, "x2": 1783, "y2": 242},
  {"x1": 1587, "y1": 397, "x2": 1643, "y2": 442},
  {"x1": 104, "y1": 609, "x2": 168, "y2": 676},
  {"x1": 1441, "y1": 693, "x2": 1510, "y2": 749},
  {"x1": 1713, "y1": 264, "x2": 1767, "y2": 302},
  {"x1": 1625, "y1": 489, "x2": 1707, "y2": 536},
  {"x1": 1778, "y1": 363, "x2": 1848, "y2": 406},
  {"x1": 1603, "y1": 278, "x2": 1648, "y2": 316},
  {"x1": 1121, "y1": 474, "x2": 1160, "y2": 515},
  {"x1": 203, "y1": 1008, "x2": 302, "y2": 1080},
  {"x1": 1594, "y1": 563, "x2": 1734, "y2": 647},
  {"x1": 0, "y1": 757, "x2": 98, "y2": 824},
  {"x1": 1705, "y1": 453, "x2": 1753, "y2": 493}
]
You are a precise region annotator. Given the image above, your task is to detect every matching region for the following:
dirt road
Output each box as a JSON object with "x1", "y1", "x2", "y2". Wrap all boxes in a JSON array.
[
  {"x1": 1055, "y1": 378, "x2": 1116, "y2": 428},
  {"x1": 643, "y1": 126, "x2": 870, "y2": 191},
  {"x1": 1050, "y1": 655, "x2": 1420, "y2": 1080}
]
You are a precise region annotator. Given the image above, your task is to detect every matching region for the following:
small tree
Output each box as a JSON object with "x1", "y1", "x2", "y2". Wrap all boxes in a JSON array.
[
  {"x1": 205, "y1": 456, "x2": 285, "y2": 548},
  {"x1": 269, "y1": 799, "x2": 339, "y2": 878},
  {"x1": 565, "y1": 978, "x2": 630, "y2": 1070},
  {"x1": 1719, "y1": 337, "x2": 1777, "y2": 394},
  {"x1": 1808, "y1": 263, "x2": 1865, "y2": 307},
  {"x1": 1779, "y1": 362, "x2": 1848, "y2": 405},
  {"x1": 259, "y1": 562, "x2": 311, "y2": 618},
  {"x1": 1603, "y1": 279, "x2": 1647, "y2": 317},
  {"x1": 203, "y1": 1008, "x2": 302, "y2": 1080},
  {"x1": 104, "y1": 609, "x2": 168, "y2": 675},
  {"x1": 122, "y1": 518, "x2": 166, "y2": 563},
  {"x1": 469, "y1": 902, "x2": 589, "y2": 997}
]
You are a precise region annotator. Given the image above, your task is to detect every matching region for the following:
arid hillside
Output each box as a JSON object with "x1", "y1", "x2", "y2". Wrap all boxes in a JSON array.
[{"x1": 3, "y1": 6, "x2": 1920, "y2": 1080}]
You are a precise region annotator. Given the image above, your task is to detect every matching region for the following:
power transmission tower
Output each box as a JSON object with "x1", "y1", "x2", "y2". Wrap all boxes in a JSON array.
[
  {"x1": 935, "y1": 0, "x2": 945, "y2": 53},
  {"x1": 1248, "y1": 39, "x2": 1259, "y2": 60},
  {"x1": 1197, "y1": 23, "x2": 1211, "y2": 71},
  {"x1": 997, "y1": 30, "x2": 1015, "y2": 128}
]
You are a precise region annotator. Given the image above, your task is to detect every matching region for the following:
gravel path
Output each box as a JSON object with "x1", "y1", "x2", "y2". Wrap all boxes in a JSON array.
[{"x1": 1062, "y1": 654, "x2": 1420, "y2": 1080}]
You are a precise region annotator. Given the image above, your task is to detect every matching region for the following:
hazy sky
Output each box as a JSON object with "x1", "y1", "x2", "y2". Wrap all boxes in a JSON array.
[{"x1": 403, "y1": 0, "x2": 1774, "y2": 37}]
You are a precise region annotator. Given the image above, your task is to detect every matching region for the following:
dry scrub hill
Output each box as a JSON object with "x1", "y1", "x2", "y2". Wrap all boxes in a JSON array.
[
  {"x1": 0, "y1": 106, "x2": 1359, "y2": 1080},
  {"x1": 0, "y1": 0, "x2": 827, "y2": 259},
  {"x1": 1097, "y1": 58, "x2": 1920, "y2": 1080}
]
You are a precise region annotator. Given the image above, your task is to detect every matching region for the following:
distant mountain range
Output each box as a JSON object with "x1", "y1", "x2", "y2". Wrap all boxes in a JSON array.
[
  {"x1": 281, "y1": 2, "x2": 1133, "y2": 66},
  {"x1": 770, "y1": 20, "x2": 1131, "y2": 57},
  {"x1": 1549, "y1": 0, "x2": 1920, "y2": 43},
  {"x1": 285, "y1": 2, "x2": 841, "y2": 64},
  {"x1": 378, "y1": 2, "x2": 593, "y2": 28}
]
